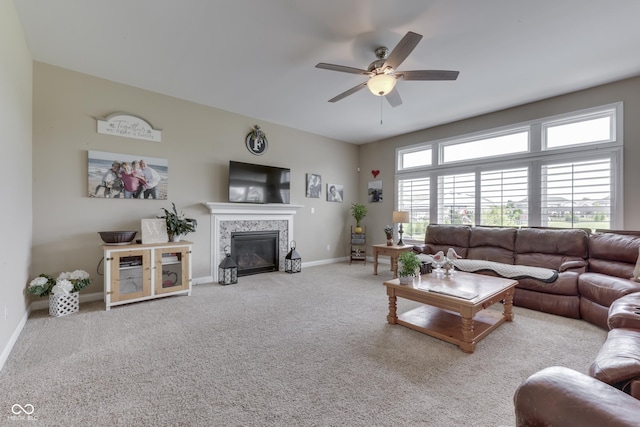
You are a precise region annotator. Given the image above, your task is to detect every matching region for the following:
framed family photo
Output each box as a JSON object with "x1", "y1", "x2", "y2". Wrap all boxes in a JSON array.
[{"x1": 88, "y1": 150, "x2": 168, "y2": 199}]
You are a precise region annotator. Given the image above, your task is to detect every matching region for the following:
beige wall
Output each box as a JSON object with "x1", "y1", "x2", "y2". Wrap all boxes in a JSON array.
[
  {"x1": 0, "y1": 0, "x2": 33, "y2": 369},
  {"x1": 32, "y1": 63, "x2": 359, "y2": 295},
  {"x1": 358, "y1": 76, "x2": 640, "y2": 241}
]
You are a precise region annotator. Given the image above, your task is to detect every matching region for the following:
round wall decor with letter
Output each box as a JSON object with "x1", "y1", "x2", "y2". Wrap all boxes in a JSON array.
[{"x1": 245, "y1": 125, "x2": 268, "y2": 155}]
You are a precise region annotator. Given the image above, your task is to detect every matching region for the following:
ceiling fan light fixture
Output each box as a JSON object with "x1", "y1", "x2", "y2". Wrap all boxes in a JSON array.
[{"x1": 367, "y1": 73, "x2": 396, "y2": 96}]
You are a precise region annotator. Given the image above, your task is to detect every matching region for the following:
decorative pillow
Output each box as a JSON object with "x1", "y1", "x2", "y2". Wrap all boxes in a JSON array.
[{"x1": 632, "y1": 247, "x2": 640, "y2": 282}]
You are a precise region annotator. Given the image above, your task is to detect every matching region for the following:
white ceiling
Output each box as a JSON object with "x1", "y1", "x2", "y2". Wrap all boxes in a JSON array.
[{"x1": 14, "y1": 0, "x2": 640, "y2": 144}]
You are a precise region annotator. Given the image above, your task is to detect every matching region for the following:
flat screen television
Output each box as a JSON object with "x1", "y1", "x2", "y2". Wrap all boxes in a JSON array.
[{"x1": 228, "y1": 161, "x2": 291, "y2": 204}]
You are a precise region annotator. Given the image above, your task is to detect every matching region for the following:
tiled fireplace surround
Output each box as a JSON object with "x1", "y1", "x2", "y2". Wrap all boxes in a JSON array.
[{"x1": 203, "y1": 202, "x2": 304, "y2": 282}]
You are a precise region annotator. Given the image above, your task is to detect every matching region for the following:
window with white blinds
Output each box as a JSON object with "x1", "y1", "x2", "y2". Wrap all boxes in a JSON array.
[
  {"x1": 480, "y1": 168, "x2": 529, "y2": 226},
  {"x1": 541, "y1": 158, "x2": 611, "y2": 229},
  {"x1": 437, "y1": 173, "x2": 475, "y2": 225},
  {"x1": 397, "y1": 176, "x2": 430, "y2": 241},
  {"x1": 395, "y1": 103, "x2": 622, "y2": 241}
]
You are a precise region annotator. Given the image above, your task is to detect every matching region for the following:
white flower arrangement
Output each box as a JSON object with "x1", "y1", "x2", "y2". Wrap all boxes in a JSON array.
[{"x1": 27, "y1": 270, "x2": 92, "y2": 297}]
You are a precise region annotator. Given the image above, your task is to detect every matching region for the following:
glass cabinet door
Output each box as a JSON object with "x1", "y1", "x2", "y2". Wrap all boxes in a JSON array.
[
  {"x1": 110, "y1": 249, "x2": 151, "y2": 302},
  {"x1": 154, "y1": 247, "x2": 190, "y2": 295}
]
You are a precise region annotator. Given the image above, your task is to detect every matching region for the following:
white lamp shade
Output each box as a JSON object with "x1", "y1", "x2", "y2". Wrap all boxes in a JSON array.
[
  {"x1": 392, "y1": 211, "x2": 410, "y2": 223},
  {"x1": 367, "y1": 73, "x2": 397, "y2": 96}
]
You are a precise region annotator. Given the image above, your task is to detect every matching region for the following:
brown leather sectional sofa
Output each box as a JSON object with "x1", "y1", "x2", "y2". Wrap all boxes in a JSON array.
[
  {"x1": 414, "y1": 224, "x2": 640, "y2": 328},
  {"x1": 514, "y1": 292, "x2": 640, "y2": 426},
  {"x1": 414, "y1": 224, "x2": 640, "y2": 423}
]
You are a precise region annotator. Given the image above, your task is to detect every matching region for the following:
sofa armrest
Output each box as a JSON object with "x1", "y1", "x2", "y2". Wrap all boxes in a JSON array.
[
  {"x1": 559, "y1": 259, "x2": 587, "y2": 272},
  {"x1": 514, "y1": 366, "x2": 640, "y2": 427}
]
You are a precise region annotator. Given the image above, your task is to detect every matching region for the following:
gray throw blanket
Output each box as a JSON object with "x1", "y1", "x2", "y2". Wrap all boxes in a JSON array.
[{"x1": 416, "y1": 254, "x2": 558, "y2": 283}]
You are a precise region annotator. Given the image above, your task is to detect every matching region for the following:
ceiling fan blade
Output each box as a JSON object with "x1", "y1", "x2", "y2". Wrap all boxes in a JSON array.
[
  {"x1": 328, "y1": 82, "x2": 367, "y2": 103},
  {"x1": 398, "y1": 70, "x2": 460, "y2": 81},
  {"x1": 385, "y1": 88, "x2": 402, "y2": 108},
  {"x1": 383, "y1": 31, "x2": 423, "y2": 70},
  {"x1": 316, "y1": 63, "x2": 369, "y2": 75}
]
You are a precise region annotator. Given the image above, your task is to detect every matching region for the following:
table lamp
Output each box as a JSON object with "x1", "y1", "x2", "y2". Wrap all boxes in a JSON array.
[{"x1": 392, "y1": 211, "x2": 410, "y2": 245}]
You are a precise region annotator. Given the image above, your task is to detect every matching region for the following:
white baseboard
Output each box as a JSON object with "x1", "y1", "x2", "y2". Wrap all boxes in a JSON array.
[
  {"x1": 0, "y1": 309, "x2": 29, "y2": 372},
  {"x1": 193, "y1": 276, "x2": 213, "y2": 286},
  {"x1": 302, "y1": 257, "x2": 349, "y2": 268}
]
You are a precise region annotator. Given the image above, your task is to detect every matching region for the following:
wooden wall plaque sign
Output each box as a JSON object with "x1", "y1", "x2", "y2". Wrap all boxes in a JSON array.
[{"x1": 97, "y1": 113, "x2": 162, "y2": 142}]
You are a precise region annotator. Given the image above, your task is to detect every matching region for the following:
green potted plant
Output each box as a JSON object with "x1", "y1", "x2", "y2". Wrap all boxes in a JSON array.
[
  {"x1": 351, "y1": 203, "x2": 367, "y2": 233},
  {"x1": 159, "y1": 202, "x2": 197, "y2": 242},
  {"x1": 398, "y1": 251, "x2": 421, "y2": 284},
  {"x1": 27, "y1": 269, "x2": 92, "y2": 317}
]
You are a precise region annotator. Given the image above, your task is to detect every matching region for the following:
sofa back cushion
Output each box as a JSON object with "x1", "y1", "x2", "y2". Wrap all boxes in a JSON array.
[
  {"x1": 515, "y1": 228, "x2": 588, "y2": 270},
  {"x1": 588, "y1": 231, "x2": 640, "y2": 279},
  {"x1": 467, "y1": 226, "x2": 517, "y2": 264},
  {"x1": 424, "y1": 224, "x2": 470, "y2": 257}
]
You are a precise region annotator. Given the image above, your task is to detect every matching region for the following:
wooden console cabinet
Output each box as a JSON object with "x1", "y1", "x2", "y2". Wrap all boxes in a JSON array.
[{"x1": 103, "y1": 241, "x2": 192, "y2": 310}]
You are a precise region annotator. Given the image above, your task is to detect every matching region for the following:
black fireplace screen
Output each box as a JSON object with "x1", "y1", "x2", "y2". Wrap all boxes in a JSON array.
[{"x1": 230, "y1": 230, "x2": 279, "y2": 276}]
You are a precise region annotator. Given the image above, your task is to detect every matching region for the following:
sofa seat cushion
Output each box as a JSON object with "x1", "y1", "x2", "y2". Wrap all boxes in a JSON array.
[
  {"x1": 608, "y1": 292, "x2": 640, "y2": 329},
  {"x1": 589, "y1": 328, "x2": 640, "y2": 387},
  {"x1": 579, "y1": 273, "x2": 640, "y2": 307}
]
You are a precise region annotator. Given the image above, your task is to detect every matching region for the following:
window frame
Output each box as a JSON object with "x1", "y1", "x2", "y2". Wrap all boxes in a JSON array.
[{"x1": 395, "y1": 102, "x2": 623, "y2": 243}]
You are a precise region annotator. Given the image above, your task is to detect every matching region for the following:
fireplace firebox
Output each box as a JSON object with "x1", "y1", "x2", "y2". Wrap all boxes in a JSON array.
[{"x1": 230, "y1": 230, "x2": 279, "y2": 276}]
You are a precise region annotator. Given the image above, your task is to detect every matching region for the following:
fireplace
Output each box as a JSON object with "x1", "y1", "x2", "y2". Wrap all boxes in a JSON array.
[
  {"x1": 231, "y1": 230, "x2": 279, "y2": 276},
  {"x1": 203, "y1": 202, "x2": 303, "y2": 282}
]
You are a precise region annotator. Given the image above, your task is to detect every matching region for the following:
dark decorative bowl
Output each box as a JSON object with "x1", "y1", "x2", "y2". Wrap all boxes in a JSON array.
[{"x1": 99, "y1": 231, "x2": 137, "y2": 245}]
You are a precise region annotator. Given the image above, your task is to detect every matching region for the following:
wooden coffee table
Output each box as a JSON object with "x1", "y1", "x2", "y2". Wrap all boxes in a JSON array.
[{"x1": 384, "y1": 271, "x2": 518, "y2": 353}]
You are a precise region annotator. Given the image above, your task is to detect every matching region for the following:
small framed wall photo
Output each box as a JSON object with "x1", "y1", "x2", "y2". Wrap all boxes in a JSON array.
[
  {"x1": 306, "y1": 173, "x2": 322, "y2": 198},
  {"x1": 327, "y1": 183, "x2": 343, "y2": 202},
  {"x1": 368, "y1": 180, "x2": 382, "y2": 202}
]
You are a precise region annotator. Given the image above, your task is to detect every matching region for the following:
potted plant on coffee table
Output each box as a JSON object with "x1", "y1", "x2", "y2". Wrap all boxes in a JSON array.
[
  {"x1": 398, "y1": 251, "x2": 421, "y2": 285},
  {"x1": 159, "y1": 202, "x2": 197, "y2": 242}
]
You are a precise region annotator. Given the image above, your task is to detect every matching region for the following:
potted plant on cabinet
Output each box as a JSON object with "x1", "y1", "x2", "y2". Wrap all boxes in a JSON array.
[
  {"x1": 159, "y1": 202, "x2": 197, "y2": 242},
  {"x1": 398, "y1": 251, "x2": 421, "y2": 285},
  {"x1": 351, "y1": 203, "x2": 367, "y2": 234}
]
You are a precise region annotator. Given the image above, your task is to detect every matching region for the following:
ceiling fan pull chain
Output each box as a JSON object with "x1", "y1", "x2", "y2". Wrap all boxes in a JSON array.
[{"x1": 380, "y1": 96, "x2": 383, "y2": 125}]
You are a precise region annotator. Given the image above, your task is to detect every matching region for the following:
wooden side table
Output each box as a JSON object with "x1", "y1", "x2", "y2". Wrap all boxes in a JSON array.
[{"x1": 371, "y1": 244, "x2": 414, "y2": 278}]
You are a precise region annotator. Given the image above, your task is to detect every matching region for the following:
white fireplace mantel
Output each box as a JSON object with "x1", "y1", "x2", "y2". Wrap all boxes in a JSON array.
[
  {"x1": 203, "y1": 202, "x2": 304, "y2": 216},
  {"x1": 203, "y1": 202, "x2": 304, "y2": 281}
]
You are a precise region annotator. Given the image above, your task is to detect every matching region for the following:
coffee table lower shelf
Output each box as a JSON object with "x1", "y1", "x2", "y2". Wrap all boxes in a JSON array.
[{"x1": 396, "y1": 305, "x2": 506, "y2": 352}]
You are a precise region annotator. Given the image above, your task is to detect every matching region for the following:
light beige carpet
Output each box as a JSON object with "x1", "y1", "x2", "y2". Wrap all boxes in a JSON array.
[{"x1": 1, "y1": 263, "x2": 606, "y2": 426}]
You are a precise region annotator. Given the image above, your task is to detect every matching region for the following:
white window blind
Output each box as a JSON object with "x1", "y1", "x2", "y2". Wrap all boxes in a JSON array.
[
  {"x1": 437, "y1": 173, "x2": 475, "y2": 225},
  {"x1": 541, "y1": 158, "x2": 611, "y2": 229},
  {"x1": 480, "y1": 168, "x2": 529, "y2": 226},
  {"x1": 397, "y1": 177, "x2": 430, "y2": 241}
]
